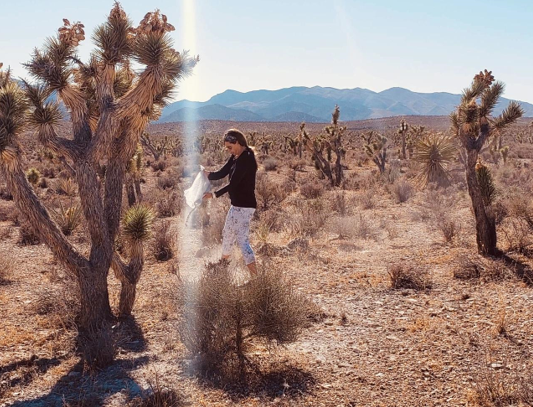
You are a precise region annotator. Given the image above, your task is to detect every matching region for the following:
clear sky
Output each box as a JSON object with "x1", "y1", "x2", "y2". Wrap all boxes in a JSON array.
[{"x1": 1, "y1": 0, "x2": 531, "y2": 103}]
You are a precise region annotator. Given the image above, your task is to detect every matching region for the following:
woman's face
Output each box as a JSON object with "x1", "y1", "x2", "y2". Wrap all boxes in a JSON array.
[{"x1": 224, "y1": 141, "x2": 241, "y2": 156}]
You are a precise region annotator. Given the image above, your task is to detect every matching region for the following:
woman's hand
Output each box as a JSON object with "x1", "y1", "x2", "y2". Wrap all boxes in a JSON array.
[{"x1": 202, "y1": 192, "x2": 213, "y2": 200}]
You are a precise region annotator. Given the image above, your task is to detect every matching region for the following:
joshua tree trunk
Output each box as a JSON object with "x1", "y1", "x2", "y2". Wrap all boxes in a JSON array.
[
  {"x1": 464, "y1": 149, "x2": 497, "y2": 255},
  {"x1": 112, "y1": 241, "x2": 144, "y2": 318},
  {"x1": 2, "y1": 161, "x2": 115, "y2": 366}
]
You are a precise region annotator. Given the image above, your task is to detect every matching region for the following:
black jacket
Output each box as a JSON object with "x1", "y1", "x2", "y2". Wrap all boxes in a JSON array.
[{"x1": 208, "y1": 148, "x2": 257, "y2": 208}]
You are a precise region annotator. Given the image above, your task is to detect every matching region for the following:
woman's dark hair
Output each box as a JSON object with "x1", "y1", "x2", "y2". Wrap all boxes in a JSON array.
[{"x1": 224, "y1": 129, "x2": 248, "y2": 147}]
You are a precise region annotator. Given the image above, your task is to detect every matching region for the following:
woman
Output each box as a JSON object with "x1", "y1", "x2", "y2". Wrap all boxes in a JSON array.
[{"x1": 203, "y1": 129, "x2": 258, "y2": 275}]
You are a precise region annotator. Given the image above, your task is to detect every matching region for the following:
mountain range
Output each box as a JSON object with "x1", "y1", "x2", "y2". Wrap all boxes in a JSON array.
[{"x1": 158, "y1": 86, "x2": 533, "y2": 123}]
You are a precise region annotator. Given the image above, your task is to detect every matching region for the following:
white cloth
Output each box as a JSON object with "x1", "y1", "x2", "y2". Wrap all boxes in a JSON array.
[{"x1": 184, "y1": 166, "x2": 211, "y2": 209}]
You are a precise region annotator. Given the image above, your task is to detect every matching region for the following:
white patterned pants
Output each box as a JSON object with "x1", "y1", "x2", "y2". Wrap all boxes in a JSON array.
[{"x1": 222, "y1": 206, "x2": 256, "y2": 265}]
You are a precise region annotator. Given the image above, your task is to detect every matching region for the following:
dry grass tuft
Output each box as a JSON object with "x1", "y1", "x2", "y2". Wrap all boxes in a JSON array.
[
  {"x1": 129, "y1": 370, "x2": 188, "y2": 407},
  {"x1": 454, "y1": 255, "x2": 511, "y2": 282},
  {"x1": 155, "y1": 190, "x2": 181, "y2": 218},
  {"x1": 18, "y1": 221, "x2": 41, "y2": 245},
  {"x1": 388, "y1": 264, "x2": 431, "y2": 290},
  {"x1": 152, "y1": 221, "x2": 176, "y2": 262},
  {"x1": 391, "y1": 179, "x2": 414, "y2": 203},
  {"x1": 0, "y1": 257, "x2": 15, "y2": 285},
  {"x1": 300, "y1": 181, "x2": 325, "y2": 199},
  {"x1": 255, "y1": 172, "x2": 288, "y2": 211}
]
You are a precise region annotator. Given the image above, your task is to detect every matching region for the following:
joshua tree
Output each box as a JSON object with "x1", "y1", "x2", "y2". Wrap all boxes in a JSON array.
[
  {"x1": 0, "y1": 4, "x2": 197, "y2": 367},
  {"x1": 451, "y1": 70, "x2": 523, "y2": 255},
  {"x1": 398, "y1": 119, "x2": 409, "y2": 159},
  {"x1": 362, "y1": 130, "x2": 388, "y2": 174},
  {"x1": 303, "y1": 105, "x2": 346, "y2": 186}
]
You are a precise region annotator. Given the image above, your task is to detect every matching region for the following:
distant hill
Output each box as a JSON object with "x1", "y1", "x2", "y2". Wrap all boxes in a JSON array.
[{"x1": 158, "y1": 86, "x2": 533, "y2": 123}]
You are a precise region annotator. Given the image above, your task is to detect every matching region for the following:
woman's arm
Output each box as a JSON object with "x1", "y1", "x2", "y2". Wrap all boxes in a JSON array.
[{"x1": 207, "y1": 157, "x2": 233, "y2": 181}]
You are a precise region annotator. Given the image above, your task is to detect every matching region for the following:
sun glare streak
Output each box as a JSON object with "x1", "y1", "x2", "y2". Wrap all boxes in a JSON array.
[
  {"x1": 177, "y1": 0, "x2": 202, "y2": 373},
  {"x1": 182, "y1": 0, "x2": 199, "y2": 169}
]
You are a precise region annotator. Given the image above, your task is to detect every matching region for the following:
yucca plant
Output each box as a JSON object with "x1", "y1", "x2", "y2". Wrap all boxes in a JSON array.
[
  {"x1": 413, "y1": 133, "x2": 457, "y2": 187},
  {"x1": 0, "y1": 3, "x2": 197, "y2": 368},
  {"x1": 54, "y1": 200, "x2": 83, "y2": 236},
  {"x1": 451, "y1": 70, "x2": 523, "y2": 255}
]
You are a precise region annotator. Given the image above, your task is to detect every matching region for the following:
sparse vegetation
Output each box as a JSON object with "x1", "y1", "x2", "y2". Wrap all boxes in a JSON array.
[{"x1": 179, "y1": 260, "x2": 310, "y2": 377}]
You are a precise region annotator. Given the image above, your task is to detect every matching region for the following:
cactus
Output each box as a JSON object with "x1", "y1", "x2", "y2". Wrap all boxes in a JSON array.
[
  {"x1": 451, "y1": 70, "x2": 523, "y2": 255},
  {"x1": 0, "y1": 4, "x2": 197, "y2": 368}
]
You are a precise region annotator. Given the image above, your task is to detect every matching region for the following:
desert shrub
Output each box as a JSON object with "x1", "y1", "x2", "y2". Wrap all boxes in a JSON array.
[
  {"x1": 454, "y1": 255, "x2": 510, "y2": 282},
  {"x1": 330, "y1": 214, "x2": 379, "y2": 241},
  {"x1": 352, "y1": 214, "x2": 379, "y2": 240},
  {"x1": 331, "y1": 191, "x2": 349, "y2": 216},
  {"x1": 388, "y1": 264, "x2": 431, "y2": 290},
  {"x1": 0, "y1": 257, "x2": 14, "y2": 285},
  {"x1": 156, "y1": 172, "x2": 178, "y2": 190},
  {"x1": 288, "y1": 158, "x2": 306, "y2": 171},
  {"x1": 179, "y1": 260, "x2": 309, "y2": 376},
  {"x1": 418, "y1": 187, "x2": 460, "y2": 243},
  {"x1": 497, "y1": 193, "x2": 533, "y2": 253},
  {"x1": 263, "y1": 157, "x2": 278, "y2": 171},
  {"x1": 255, "y1": 172, "x2": 288, "y2": 211},
  {"x1": 56, "y1": 177, "x2": 77, "y2": 196},
  {"x1": 454, "y1": 255, "x2": 482, "y2": 280},
  {"x1": 18, "y1": 222, "x2": 41, "y2": 245},
  {"x1": 26, "y1": 168, "x2": 41, "y2": 185},
  {"x1": 358, "y1": 189, "x2": 377, "y2": 209},
  {"x1": 155, "y1": 190, "x2": 181, "y2": 218},
  {"x1": 33, "y1": 276, "x2": 79, "y2": 330},
  {"x1": 129, "y1": 386, "x2": 187, "y2": 407},
  {"x1": 300, "y1": 181, "x2": 325, "y2": 199},
  {"x1": 468, "y1": 366, "x2": 533, "y2": 407},
  {"x1": 257, "y1": 207, "x2": 285, "y2": 233},
  {"x1": 286, "y1": 199, "x2": 327, "y2": 238},
  {"x1": 150, "y1": 159, "x2": 167, "y2": 172},
  {"x1": 391, "y1": 179, "x2": 414, "y2": 203},
  {"x1": 341, "y1": 171, "x2": 359, "y2": 190},
  {"x1": 153, "y1": 221, "x2": 175, "y2": 261},
  {"x1": 500, "y1": 217, "x2": 533, "y2": 254}
]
